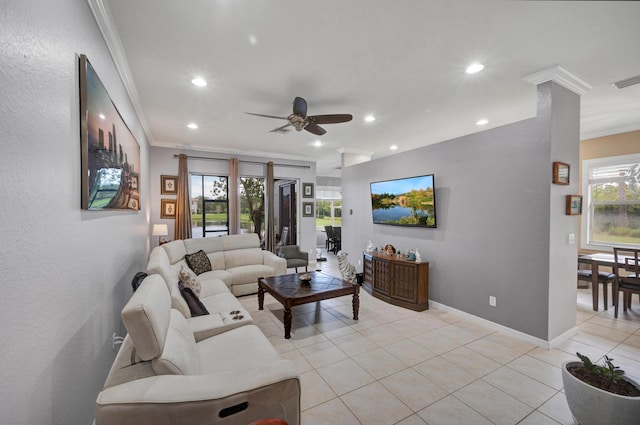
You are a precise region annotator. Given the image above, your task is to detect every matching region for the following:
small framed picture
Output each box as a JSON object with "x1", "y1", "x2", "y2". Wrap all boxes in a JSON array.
[
  {"x1": 130, "y1": 173, "x2": 139, "y2": 191},
  {"x1": 302, "y1": 182, "x2": 314, "y2": 198},
  {"x1": 161, "y1": 175, "x2": 178, "y2": 194},
  {"x1": 566, "y1": 195, "x2": 582, "y2": 215},
  {"x1": 161, "y1": 199, "x2": 177, "y2": 218},
  {"x1": 303, "y1": 202, "x2": 314, "y2": 217},
  {"x1": 127, "y1": 195, "x2": 140, "y2": 210},
  {"x1": 552, "y1": 162, "x2": 570, "y2": 185}
]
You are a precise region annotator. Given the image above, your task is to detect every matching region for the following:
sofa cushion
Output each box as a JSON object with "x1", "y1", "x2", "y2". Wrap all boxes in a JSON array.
[
  {"x1": 179, "y1": 265, "x2": 201, "y2": 297},
  {"x1": 169, "y1": 281, "x2": 191, "y2": 318},
  {"x1": 225, "y1": 248, "x2": 264, "y2": 269},
  {"x1": 178, "y1": 281, "x2": 209, "y2": 317},
  {"x1": 162, "y1": 240, "x2": 187, "y2": 265},
  {"x1": 222, "y1": 233, "x2": 261, "y2": 251},
  {"x1": 152, "y1": 310, "x2": 200, "y2": 376},
  {"x1": 207, "y1": 251, "x2": 226, "y2": 271},
  {"x1": 184, "y1": 236, "x2": 224, "y2": 255},
  {"x1": 198, "y1": 325, "x2": 281, "y2": 374},
  {"x1": 199, "y1": 270, "x2": 232, "y2": 289},
  {"x1": 185, "y1": 250, "x2": 212, "y2": 275},
  {"x1": 121, "y1": 275, "x2": 171, "y2": 361},
  {"x1": 227, "y1": 264, "x2": 277, "y2": 286},
  {"x1": 146, "y1": 246, "x2": 179, "y2": 290}
]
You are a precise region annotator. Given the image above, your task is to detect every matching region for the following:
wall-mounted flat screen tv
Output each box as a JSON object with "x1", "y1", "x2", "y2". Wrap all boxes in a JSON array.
[{"x1": 370, "y1": 174, "x2": 436, "y2": 228}]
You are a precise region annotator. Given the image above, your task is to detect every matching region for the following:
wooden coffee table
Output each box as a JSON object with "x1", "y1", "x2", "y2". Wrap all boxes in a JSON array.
[{"x1": 258, "y1": 271, "x2": 359, "y2": 339}]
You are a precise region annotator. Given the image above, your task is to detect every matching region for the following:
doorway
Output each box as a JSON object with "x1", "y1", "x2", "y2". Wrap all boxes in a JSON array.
[{"x1": 276, "y1": 180, "x2": 297, "y2": 245}]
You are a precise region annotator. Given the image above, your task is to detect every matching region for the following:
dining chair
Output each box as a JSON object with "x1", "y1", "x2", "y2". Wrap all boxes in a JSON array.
[
  {"x1": 324, "y1": 225, "x2": 335, "y2": 252},
  {"x1": 612, "y1": 247, "x2": 640, "y2": 318},
  {"x1": 577, "y1": 257, "x2": 615, "y2": 309},
  {"x1": 332, "y1": 226, "x2": 342, "y2": 254}
]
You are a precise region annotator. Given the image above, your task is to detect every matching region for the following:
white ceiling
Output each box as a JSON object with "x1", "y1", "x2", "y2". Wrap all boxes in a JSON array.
[{"x1": 97, "y1": 0, "x2": 640, "y2": 176}]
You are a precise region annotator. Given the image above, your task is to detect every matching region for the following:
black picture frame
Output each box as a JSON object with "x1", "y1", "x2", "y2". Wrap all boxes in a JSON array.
[
  {"x1": 302, "y1": 182, "x2": 314, "y2": 198},
  {"x1": 303, "y1": 202, "x2": 314, "y2": 217}
]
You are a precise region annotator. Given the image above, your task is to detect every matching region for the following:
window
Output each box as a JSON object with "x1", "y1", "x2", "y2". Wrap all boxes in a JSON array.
[
  {"x1": 239, "y1": 177, "x2": 265, "y2": 241},
  {"x1": 582, "y1": 153, "x2": 640, "y2": 250},
  {"x1": 190, "y1": 175, "x2": 228, "y2": 238},
  {"x1": 315, "y1": 185, "x2": 342, "y2": 228}
]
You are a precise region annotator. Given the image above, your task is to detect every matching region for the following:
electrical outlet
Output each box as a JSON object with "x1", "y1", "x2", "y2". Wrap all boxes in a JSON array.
[{"x1": 489, "y1": 296, "x2": 496, "y2": 307}]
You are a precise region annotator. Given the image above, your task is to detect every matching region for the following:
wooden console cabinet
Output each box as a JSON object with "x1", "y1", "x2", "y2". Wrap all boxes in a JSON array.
[{"x1": 362, "y1": 252, "x2": 429, "y2": 311}]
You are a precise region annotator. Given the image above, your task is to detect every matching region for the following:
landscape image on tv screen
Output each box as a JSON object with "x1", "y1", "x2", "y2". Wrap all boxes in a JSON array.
[{"x1": 370, "y1": 174, "x2": 436, "y2": 228}]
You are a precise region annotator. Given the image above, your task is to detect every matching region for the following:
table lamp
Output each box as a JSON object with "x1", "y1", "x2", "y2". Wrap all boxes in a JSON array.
[{"x1": 152, "y1": 224, "x2": 168, "y2": 245}]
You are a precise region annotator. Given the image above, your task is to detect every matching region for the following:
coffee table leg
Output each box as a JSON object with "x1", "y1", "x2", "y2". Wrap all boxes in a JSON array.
[
  {"x1": 284, "y1": 308, "x2": 292, "y2": 339},
  {"x1": 258, "y1": 287, "x2": 264, "y2": 310},
  {"x1": 352, "y1": 292, "x2": 359, "y2": 320}
]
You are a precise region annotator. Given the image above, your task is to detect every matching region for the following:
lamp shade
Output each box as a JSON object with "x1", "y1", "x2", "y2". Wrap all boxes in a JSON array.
[{"x1": 152, "y1": 224, "x2": 168, "y2": 237}]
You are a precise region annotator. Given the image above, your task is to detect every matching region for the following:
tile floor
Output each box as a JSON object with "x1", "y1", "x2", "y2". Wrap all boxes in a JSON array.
[{"x1": 238, "y1": 251, "x2": 640, "y2": 425}]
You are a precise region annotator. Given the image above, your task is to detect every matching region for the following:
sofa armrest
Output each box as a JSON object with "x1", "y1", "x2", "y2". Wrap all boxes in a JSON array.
[
  {"x1": 263, "y1": 251, "x2": 287, "y2": 275},
  {"x1": 97, "y1": 360, "x2": 297, "y2": 405}
]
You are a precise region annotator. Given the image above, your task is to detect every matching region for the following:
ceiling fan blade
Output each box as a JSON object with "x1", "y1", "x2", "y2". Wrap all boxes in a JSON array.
[
  {"x1": 245, "y1": 112, "x2": 288, "y2": 120},
  {"x1": 269, "y1": 123, "x2": 293, "y2": 133},
  {"x1": 304, "y1": 122, "x2": 326, "y2": 136},
  {"x1": 292, "y1": 97, "x2": 307, "y2": 118},
  {"x1": 309, "y1": 114, "x2": 353, "y2": 124}
]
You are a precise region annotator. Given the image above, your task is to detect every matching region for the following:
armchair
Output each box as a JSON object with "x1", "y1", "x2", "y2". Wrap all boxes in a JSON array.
[{"x1": 278, "y1": 245, "x2": 309, "y2": 272}]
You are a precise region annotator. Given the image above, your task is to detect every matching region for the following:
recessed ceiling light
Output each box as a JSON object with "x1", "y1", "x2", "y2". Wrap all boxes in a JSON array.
[
  {"x1": 466, "y1": 63, "x2": 484, "y2": 74},
  {"x1": 248, "y1": 34, "x2": 258, "y2": 45},
  {"x1": 191, "y1": 77, "x2": 207, "y2": 87},
  {"x1": 476, "y1": 119, "x2": 489, "y2": 126},
  {"x1": 313, "y1": 140, "x2": 322, "y2": 147},
  {"x1": 187, "y1": 123, "x2": 198, "y2": 129},
  {"x1": 99, "y1": 113, "x2": 106, "y2": 120},
  {"x1": 390, "y1": 145, "x2": 398, "y2": 150},
  {"x1": 364, "y1": 115, "x2": 376, "y2": 122}
]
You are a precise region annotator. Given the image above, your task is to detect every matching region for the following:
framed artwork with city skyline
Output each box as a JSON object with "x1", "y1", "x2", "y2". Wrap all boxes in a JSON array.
[{"x1": 79, "y1": 54, "x2": 140, "y2": 210}]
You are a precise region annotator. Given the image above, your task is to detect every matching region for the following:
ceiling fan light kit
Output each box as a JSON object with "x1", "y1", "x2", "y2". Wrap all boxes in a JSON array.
[{"x1": 246, "y1": 96, "x2": 352, "y2": 136}]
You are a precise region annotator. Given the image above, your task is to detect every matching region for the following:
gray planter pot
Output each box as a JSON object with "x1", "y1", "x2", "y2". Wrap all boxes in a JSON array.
[{"x1": 562, "y1": 361, "x2": 640, "y2": 425}]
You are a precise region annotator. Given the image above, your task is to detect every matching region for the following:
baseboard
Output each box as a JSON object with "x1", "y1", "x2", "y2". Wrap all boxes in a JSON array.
[{"x1": 429, "y1": 300, "x2": 577, "y2": 349}]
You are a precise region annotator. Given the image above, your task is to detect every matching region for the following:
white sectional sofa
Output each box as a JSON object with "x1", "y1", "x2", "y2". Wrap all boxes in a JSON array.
[
  {"x1": 95, "y1": 274, "x2": 300, "y2": 425},
  {"x1": 148, "y1": 233, "x2": 287, "y2": 296}
]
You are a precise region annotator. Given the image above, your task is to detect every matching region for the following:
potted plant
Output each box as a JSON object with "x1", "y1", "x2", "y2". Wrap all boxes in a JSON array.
[{"x1": 562, "y1": 352, "x2": 640, "y2": 425}]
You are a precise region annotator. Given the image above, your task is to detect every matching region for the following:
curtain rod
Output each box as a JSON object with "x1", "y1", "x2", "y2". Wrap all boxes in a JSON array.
[{"x1": 173, "y1": 154, "x2": 311, "y2": 169}]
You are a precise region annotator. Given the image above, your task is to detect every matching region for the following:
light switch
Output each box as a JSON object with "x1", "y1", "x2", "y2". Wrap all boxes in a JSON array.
[{"x1": 568, "y1": 233, "x2": 576, "y2": 244}]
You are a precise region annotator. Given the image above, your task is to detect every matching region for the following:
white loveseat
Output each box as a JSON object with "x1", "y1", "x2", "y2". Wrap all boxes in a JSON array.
[
  {"x1": 95, "y1": 274, "x2": 300, "y2": 425},
  {"x1": 148, "y1": 233, "x2": 286, "y2": 296}
]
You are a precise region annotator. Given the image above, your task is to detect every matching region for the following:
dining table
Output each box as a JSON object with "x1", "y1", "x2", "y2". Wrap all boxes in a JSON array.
[{"x1": 578, "y1": 252, "x2": 622, "y2": 311}]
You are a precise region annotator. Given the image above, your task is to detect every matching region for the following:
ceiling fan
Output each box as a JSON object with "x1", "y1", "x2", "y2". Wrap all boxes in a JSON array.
[{"x1": 245, "y1": 97, "x2": 353, "y2": 136}]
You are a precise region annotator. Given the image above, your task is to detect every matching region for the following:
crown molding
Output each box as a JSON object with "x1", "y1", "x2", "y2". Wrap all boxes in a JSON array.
[
  {"x1": 523, "y1": 65, "x2": 592, "y2": 95},
  {"x1": 87, "y1": 0, "x2": 153, "y2": 142}
]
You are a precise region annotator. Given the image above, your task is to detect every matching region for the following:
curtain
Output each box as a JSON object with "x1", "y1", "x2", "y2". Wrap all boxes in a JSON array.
[
  {"x1": 266, "y1": 161, "x2": 276, "y2": 252},
  {"x1": 174, "y1": 154, "x2": 192, "y2": 240},
  {"x1": 228, "y1": 157, "x2": 239, "y2": 235}
]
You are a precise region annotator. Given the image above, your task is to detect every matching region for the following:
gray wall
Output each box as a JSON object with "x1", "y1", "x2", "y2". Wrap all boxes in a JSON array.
[
  {"x1": 342, "y1": 82, "x2": 579, "y2": 341},
  {"x1": 0, "y1": 1, "x2": 150, "y2": 423}
]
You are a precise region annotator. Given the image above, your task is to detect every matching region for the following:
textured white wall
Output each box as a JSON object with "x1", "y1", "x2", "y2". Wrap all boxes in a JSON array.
[{"x1": 0, "y1": 1, "x2": 149, "y2": 424}]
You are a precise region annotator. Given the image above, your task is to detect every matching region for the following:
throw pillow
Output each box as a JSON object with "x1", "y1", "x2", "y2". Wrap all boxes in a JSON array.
[
  {"x1": 178, "y1": 281, "x2": 209, "y2": 317},
  {"x1": 179, "y1": 264, "x2": 201, "y2": 298},
  {"x1": 184, "y1": 250, "x2": 212, "y2": 276}
]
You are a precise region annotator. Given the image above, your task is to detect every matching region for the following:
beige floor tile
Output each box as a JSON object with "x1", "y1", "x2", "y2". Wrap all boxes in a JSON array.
[
  {"x1": 443, "y1": 346, "x2": 502, "y2": 378},
  {"x1": 482, "y1": 366, "x2": 557, "y2": 408},
  {"x1": 413, "y1": 356, "x2": 478, "y2": 393},
  {"x1": 332, "y1": 333, "x2": 379, "y2": 356},
  {"x1": 466, "y1": 336, "x2": 525, "y2": 365},
  {"x1": 507, "y1": 355, "x2": 564, "y2": 390},
  {"x1": 518, "y1": 411, "x2": 563, "y2": 425},
  {"x1": 527, "y1": 347, "x2": 577, "y2": 369},
  {"x1": 300, "y1": 397, "x2": 361, "y2": 425},
  {"x1": 536, "y1": 391, "x2": 578, "y2": 425},
  {"x1": 417, "y1": 395, "x2": 493, "y2": 425},
  {"x1": 313, "y1": 317, "x2": 356, "y2": 339},
  {"x1": 410, "y1": 330, "x2": 463, "y2": 355},
  {"x1": 316, "y1": 357, "x2": 375, "y2": 395},
  {"x1": 299, "y1": 370, "x2": 337, "y2": 411},
  {"x1": 299, "y1": 340, "x2": 348, "y2": 368},
  {"x1": 382, "y1": 338, "x2": 437, "y2": 366},
  {"x1": 279, "y1": 348, "x2": 314, "y2": 374},
  {"x1": 380, "y1": 368, "x2": 448, "y2": 411},
  {"x1": 394, "y1": 414, "x2": 428, "y2": 425},
  {"x1": 290, "y1": 325, "x2": 328, "y2": 348},
  {"x1": 353, "y1": 347, "x2": 407, "y2": 379},
  {"x1": 340, "y1": 382, "x2": 413, "y2": 425},
  {"x1": 454, "y1": 379, "x2": 533, "y2": 425}
]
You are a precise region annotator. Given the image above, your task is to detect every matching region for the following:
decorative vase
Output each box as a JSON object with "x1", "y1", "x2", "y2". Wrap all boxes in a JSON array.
[{"x1": 562, "y1": 361, "x2": 640, "y2": 425}]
